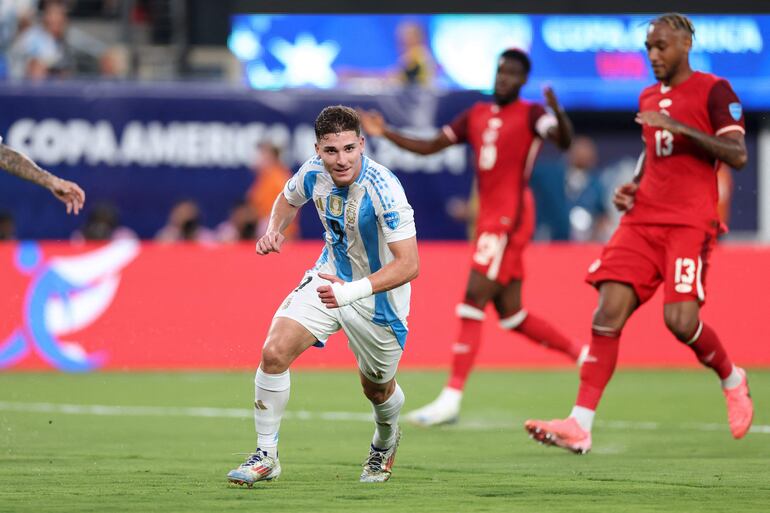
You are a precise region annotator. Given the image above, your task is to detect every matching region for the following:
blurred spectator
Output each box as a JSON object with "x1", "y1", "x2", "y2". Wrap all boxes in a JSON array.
[
  {"x1": 564, "y1": 136, "x2": 610, "y2": 241},
  {"x1": 530, "y1": 159, "x2": 570, "y2": 241},
  {"x1": 445, "y1": 180, "x2": 479, "y2": 241},
  {"x1": 247, "y1": 142, "x2": 298, "y2": 239},
  {"x1": 7, "y1": 0, "x2": 109, "y2": 80},
  {"x1": 155, "y1": 199, "x2": 215, "y2": 243},
  {"x1": 0, "y1": 0, "x2": 36, "y2": 77},
  {"x1": 70, "y1": 201, "x2": 137, "y2": 243},
  {"x1": 216, "y1": 200, "x2": 258, "y2": 243},
  {"x1": 395, "y1": 20, "x2": 435, "y2": 87},
  {"x1": 0, "y1": 211, "x2": 16, "y2": 240},
  {"x1": 531, "y1": 136, "x2": 610, "y2": 242}
]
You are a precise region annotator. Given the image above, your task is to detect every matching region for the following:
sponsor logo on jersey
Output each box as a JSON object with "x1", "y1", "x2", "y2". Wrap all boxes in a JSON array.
[
  {"x1": 728, "y1": 102, "x2": 743, "y2": 121},
  {"x1": 383, "y1": 211, "x2": 401, "y2": 230},
  {"x1": 329, "y1": 195, "x2": 344, "y2": 217}
]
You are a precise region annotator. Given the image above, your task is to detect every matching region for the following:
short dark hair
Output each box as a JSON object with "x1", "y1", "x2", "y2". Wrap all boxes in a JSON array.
[
  {"x1": 651, "y1": 13, "x2": 695, "y2": 38},
  {"x1": 500, "y1": 48, "x2": 531, "y2": 75},
  {"x1": 314, "y1": 105, "x2": 360, "y2": 139}
]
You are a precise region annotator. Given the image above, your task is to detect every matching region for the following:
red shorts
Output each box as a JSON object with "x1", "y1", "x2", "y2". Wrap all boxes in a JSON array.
[
  {"x1": 470, "y1": 192, "x2": 535, "y2": 285},
  {"x1": 586, "y1": 223, "x2": 717, "y2": 305}
]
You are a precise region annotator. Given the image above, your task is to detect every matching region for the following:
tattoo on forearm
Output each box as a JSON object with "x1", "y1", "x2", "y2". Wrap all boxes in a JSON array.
[{"x1": 0, "y1": 145, "x2": 53, "y2": 187}]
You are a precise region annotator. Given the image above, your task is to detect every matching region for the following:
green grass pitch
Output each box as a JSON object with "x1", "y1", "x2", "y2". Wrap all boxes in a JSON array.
[{"x1": 1, "y1": 370, "x2": 768, "y2": 512}]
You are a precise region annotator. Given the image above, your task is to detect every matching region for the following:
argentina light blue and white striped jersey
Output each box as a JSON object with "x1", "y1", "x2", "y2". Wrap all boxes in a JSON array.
[{"x1": 283, "y1": 154, "x2": 417, "y2": 347}]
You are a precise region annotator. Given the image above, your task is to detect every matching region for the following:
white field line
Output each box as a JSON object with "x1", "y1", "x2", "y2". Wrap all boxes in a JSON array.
[{"x1": 0, "y1": 401, "x2": 768, "y2": 434}]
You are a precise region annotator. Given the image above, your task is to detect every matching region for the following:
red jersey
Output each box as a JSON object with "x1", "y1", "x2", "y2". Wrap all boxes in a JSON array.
[
  {"x1": 443, "y1": 100, "x2": 555, "y2": 233},
  {"x1": 624, "y1": 71, "x2": 745, "y2": 231}
]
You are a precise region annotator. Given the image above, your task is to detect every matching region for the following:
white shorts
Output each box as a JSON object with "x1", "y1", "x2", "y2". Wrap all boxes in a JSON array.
[{"x1": 273, "y1": 272, "x2": 404, "y2": 383}]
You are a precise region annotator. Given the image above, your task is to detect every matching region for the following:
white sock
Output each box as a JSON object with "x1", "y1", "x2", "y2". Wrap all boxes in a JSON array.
[
  {"x1": 254, "y1": 367, "x2": 290, "y2": 459},
  {"x1": 372, "y1": 383, "x2": 405, "y2": 449},
  {"x1": 437, "y1": 386, "x2": 463, "y2": 409},
  {"x1": 721, "y1": 365, "x2": 742, "y2": 390},
  {"x1": 570, "y1": 405, "x2": 595, "y2": 432}
]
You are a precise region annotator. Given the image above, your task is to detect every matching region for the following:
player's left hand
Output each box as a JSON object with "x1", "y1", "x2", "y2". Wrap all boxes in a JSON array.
[
  {"x1": 635, "y1": 111, "x2": 682, "y2": 134},
  {"x1": 49, "y1": 177, "x2": 86, "y2": 215},
  {"x1": 317, "y1": 273, "x2": 344, "y2": 309},
  {"x1": 543, "y1": 85, "x2": 561, "y2": 112}
]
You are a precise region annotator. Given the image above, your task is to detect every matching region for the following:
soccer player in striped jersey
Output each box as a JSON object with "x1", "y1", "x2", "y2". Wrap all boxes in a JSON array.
[
  {"x1": 359, "y1": 49, "x2": 585, "y2": 427},
  {"x1": 227, "y1": 106, "x2": 418, "y2": 485},
  {"x1": 525, "y1": 13, "x2": 753, "y2": 454}
]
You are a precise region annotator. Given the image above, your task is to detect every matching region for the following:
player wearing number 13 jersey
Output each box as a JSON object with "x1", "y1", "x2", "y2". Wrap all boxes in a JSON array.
[
  {"x1": 359, "y1": 49, "x2": 586, "y2": 427},
  {"x1": 525, "y1": 13, "x2": 753, "y2": 455}
]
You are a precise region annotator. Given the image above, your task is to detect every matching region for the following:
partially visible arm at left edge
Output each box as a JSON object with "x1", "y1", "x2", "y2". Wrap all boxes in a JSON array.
[
  {"x1": 678, "y1": 128, "x2": 747, "y2": 170},
  {"x1": 0, "y1": 144, "x2": 56, "y2": 187},
  {"x1": 367, "y1": 236, "x2": 420, "y2": 294},
  {"x1": 0, "y1": 143, "x2": 86, "y2": 214}
]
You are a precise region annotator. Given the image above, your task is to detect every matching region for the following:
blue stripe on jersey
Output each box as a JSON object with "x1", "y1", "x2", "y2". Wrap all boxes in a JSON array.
[
  {"x1": 303, "y1": 171, "x2": 321, "y2": 200},
  {"x1": 358, "y1": 190, "x2": 408, "y2": 349},
  {"x1": 326, "y1": 187, "x2": 352, "y2": 281},
  {"x1": 365, "y1": 167, "x2": 397, "y2": 210},
  {"x1": 355, "y1": 156, "x2": 369, "y2": 184}
]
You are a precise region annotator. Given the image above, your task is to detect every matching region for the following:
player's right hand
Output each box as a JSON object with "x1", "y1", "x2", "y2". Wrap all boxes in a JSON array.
[
  {"x1": 49, "y1": 177, "x2": 85, "y2": 215},
  {"x1": 356, "y1": 109, "x2": 386, "y2": 137},
  {"x1": 256, "y1": 231, "x2": 284, "y2": 255},
  {"x1": 613, "y1": 182, "x2": 638, "y2": 212}
]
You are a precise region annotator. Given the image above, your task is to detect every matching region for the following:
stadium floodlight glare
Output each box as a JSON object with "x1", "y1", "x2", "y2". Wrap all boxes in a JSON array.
[{"x1": 430, "y1": 15, "x2": 532, "y2": 91}]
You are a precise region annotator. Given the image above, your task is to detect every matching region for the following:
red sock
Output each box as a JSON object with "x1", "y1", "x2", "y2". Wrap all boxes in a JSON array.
[
  {"x1": 575, "y1": 329, "x2": 620, "y2": 410},
  {"x1": 447, "y1": 306, "x2": 484, "y2": 391},
  {"x1": 511, "y1": 311, "x2": 581, "y2": 360},
  {"x1": 686, "y1": 322, "x2": 733, "y2": 380}
]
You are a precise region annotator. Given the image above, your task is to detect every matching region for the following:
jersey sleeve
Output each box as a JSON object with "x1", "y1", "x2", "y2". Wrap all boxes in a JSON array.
[
  {"x1": 708, "y1": 80, "x2": 746, "y2": 136},
  {"x1": 282, "y1": 161, "x2": 316, "y2": 207},
  {"x1": 376, "y1": 176, "x2": 417, "y2": 243},
  {"x1": 529, "y1": 103, "x2": 557, "y2": 139},
  {"x1": 442, "y1": 108, "x2": 471, "y2": 144}
]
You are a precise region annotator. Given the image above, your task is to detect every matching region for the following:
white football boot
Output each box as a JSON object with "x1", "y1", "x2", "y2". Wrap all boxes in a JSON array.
[
  {"x1": 227, "y1": 450, "x2": 281, "y2": 486},
  {"x1": 360, "y1": 431, "x2": 401, "y2": 483},
  {"x1": 404, "y1": 387, "x2": 461, "y2": 427}
]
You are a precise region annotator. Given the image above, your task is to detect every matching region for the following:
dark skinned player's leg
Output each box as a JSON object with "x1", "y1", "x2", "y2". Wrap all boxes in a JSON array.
[
  {"x1": 447, "y1": 269, "x2": 501, "y2": 391},
  {"x1": 525, "y1": 281, "x2": 637, "y2": 453},
  {"x1": 405, "y1": 270, "x2": 500, "y2": 426},
  {"x1": 493, "y1": 279, "x2": 583, "y2": 361},
  {"x1": 664, "y1": 300, "x2": 752, "y2": 438}
]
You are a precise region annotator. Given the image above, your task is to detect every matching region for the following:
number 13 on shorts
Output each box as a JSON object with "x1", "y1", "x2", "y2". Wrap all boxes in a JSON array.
[{"x1": 673, "y1": 256, "x2": 704, "y2": 300}]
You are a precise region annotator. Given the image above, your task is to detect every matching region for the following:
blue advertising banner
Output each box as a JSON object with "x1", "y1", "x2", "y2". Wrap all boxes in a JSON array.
[
  {"x1": 0, "y1": 84, "x2": 474, "y2": 240},
  {"x1": 229, "y1": 14, "x2": 770, "y2": 110},
  {"x1": 0, "y1": 83, "x2": 759, "y2": 240}
]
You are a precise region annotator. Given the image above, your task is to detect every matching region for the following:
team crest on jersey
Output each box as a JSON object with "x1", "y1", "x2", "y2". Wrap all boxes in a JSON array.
[
  {"x1": 383, "y1": 211, "x2": 401, "y2": 230},
  {"x1": 728, "y1": 102, "x2": 743, "y2": 121},
  {"x1": 329, "y1": 195, "x2": 344, "y2": 217},
  {"x1": 345, "y1": 200, "x2": 358, "y2": 226}
]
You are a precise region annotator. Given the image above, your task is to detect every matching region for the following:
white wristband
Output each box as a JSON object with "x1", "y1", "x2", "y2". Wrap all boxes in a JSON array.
[{"x1": 331, "y1": 278, "x2": 373, "y2": 306}]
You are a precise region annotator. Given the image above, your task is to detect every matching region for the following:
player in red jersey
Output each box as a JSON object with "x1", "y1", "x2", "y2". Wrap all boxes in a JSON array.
[
  {"x1": 525, "y1": 13, "x2": 753, "y2": 454},
  {"x1": 359, "y1": 49, "x2": 586, "y2": 426}
]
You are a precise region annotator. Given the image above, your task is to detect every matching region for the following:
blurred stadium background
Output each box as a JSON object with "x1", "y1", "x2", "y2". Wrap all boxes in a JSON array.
[{"x1": 0, "y1": 1, "x2": 768, "y2": 511}]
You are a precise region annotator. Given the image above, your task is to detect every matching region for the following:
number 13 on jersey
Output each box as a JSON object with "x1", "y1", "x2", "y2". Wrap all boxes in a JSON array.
[{"x1": 655, "y1": 129, "x2": 674, "y2": 157}]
